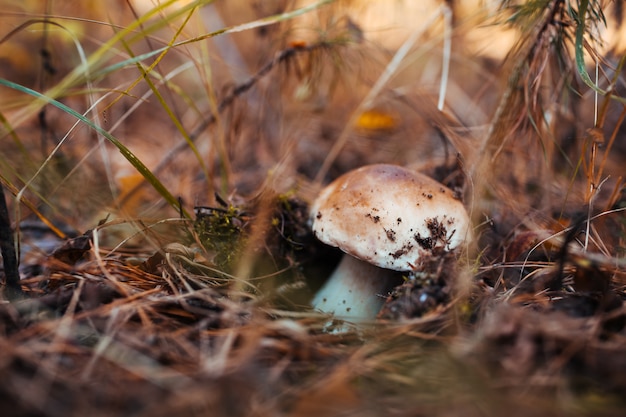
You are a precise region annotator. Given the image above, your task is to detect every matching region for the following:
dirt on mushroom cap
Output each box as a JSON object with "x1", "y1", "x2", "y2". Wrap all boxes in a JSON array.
[{"x1": 310, "y1": 164, "x2": 471, "y2": 271}]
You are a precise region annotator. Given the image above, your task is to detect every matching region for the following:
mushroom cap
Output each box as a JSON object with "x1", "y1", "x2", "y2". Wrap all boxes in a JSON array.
[{"x1": 310, "y1": 164, "x2": 471, "y2": 271}]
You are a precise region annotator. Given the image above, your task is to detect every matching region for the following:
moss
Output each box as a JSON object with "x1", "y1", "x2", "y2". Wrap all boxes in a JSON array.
[{"x1": 193, "y1": 205, "x2": 248, "y2": 272}]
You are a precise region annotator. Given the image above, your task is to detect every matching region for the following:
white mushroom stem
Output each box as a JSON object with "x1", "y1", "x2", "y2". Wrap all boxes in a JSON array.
[{"x1": 312, "y1": 255, "x2": 396, "y2": 322}]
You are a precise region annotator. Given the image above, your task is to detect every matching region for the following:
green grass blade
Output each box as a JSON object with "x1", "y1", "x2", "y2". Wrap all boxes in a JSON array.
[
  {"x1": 575, "y1": 0, "x2": 626, "y2": 104},
  {"x1": 117, "y1": 7, "x2": 210, "y2": 180},
  {"x1": 0, "y1": 78, "x2": 187, "y2": 217}
]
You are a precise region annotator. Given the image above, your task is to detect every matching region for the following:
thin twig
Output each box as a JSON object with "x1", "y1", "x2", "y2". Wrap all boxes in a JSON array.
[
  {"x1": 115, "y1": 42, "x2": 328, "y2": 209},
  {"x1": 0, "y1": 184, "x2": 23, "y2": 300}
]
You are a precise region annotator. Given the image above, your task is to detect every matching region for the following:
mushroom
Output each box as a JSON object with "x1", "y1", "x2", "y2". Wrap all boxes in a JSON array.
[{"x1": 309, "y1": 164, "x2": 471, "y2": 323}]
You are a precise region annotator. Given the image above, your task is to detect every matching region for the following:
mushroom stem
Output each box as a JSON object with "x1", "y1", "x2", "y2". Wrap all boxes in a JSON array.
[{"x1": 312, "y1": 255, "x2": 396, "y2": 322}]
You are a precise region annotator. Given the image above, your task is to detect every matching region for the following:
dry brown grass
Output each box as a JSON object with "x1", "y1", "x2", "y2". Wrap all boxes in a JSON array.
[{"x1": 0, "y1": 1, "x2": 625, "y2": 416}]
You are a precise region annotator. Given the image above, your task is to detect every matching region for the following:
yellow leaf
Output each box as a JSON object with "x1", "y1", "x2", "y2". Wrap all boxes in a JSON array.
[{"x1": 355, "y1": 109, "x2": 397, "y2": 131}]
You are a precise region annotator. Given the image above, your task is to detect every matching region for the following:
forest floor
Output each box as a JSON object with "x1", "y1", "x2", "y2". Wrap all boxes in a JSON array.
[{"x1": 0, "y1": 1, "x2": 625, "y2": 416}]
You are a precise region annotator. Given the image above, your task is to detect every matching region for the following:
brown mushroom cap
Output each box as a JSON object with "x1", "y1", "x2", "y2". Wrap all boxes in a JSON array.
[{"x1": 310, "y1": 164, "x2": 471, "y2": 271}]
